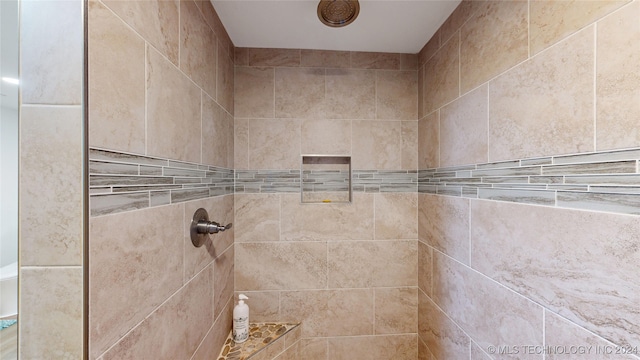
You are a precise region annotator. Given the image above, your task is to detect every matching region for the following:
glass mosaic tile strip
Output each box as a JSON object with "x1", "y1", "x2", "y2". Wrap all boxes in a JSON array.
[{"x1": 418, "y1": 147, "x2": 640, "y2": 215}]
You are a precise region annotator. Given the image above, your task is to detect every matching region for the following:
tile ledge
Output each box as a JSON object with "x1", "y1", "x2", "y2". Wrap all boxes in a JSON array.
[{"x1": 217, "y1": 322, "x2": 300, "y2": 360}]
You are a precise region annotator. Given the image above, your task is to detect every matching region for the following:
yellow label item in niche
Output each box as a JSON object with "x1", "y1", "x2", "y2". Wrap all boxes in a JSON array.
[{"x1": 322, "y1": 199, "x2": 331, "y2": 203}]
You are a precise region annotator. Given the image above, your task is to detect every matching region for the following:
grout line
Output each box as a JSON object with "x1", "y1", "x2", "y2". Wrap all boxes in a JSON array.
[
  {"x1": 542, "y1": 308, "x2": 546, "y2": 360},
  {"x1": 593, "y1": 22, "x2": 598, "y2": 152},
  {"x1": 145, "y1": 44, "x2": 148, "y2": 156}
]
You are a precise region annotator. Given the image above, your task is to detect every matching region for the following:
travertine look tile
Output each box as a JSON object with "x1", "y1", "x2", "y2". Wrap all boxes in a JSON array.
[
  {"x1": 235, "y1": 67, "x2": 274, "y2": 118},
  {"x1": 280, "y1": 289, "x2": 374, "y2": 337},
  {"x1": 377, "y1": 70, "x2": 418, "y2": 120},
  {"x1": 202, "y1": 94, "x2": 232, "y2": 167},
  {"x1": 248, "y1": 118, "x2": 300, "y2": 169},
  {"x1": 20, "y1": 106, "x2": 83, "y2": 266},
  {"x1": 327, "y1": 335, "x2": 417, "y2": 360},
  {"x1": 470, "y1": 341, "x2": 493, "y2": 360},
  {"x1": 235, "y1": 291, "x2": 280, "y2": 322},
  {"x1": 275, "y1": 67, "x2": 325, "y2": 118},
  {"x1": 234, "y1": 47, "x2": 249, "y2": 66},
  {"x1": 530, "y1": 0, "x2": 628, "y2": 55},
  {"x1": 235, "y1": 242, "x2": 327, "y2": 290},
  {"x1": 418, "y1": 65, "x2": 425, "y2": 119},
  {"x1": 192, "y1": 300, "x2": 233, "y2": 360},
  {"x1": 20, "y1": 267, "x2": 83, "y2": 359},
  {"x1": 418, "y1": 240, "x2": 432, "y2": 297},
  {"x1": 103, "y1": 0, "x2": 179, "y2": 65},
  {"x1": 249, "y1": 48, "x2": 301, "y2": 66},
  {"x1": 471, "y1": 199, "x2": 640, "y2": 349},
  {"x1": 234, "y1": 194, "x2": 281, "y2": 242},
  {"x1": 489, "y1": 27, "x2": 595, "y2": 162},
  {"x1": 21, "y1": 0, "x2": 82, "y2": 104},
  {"x1": 419, "y1": 194, "x2": 470, "y2": 265},
  {"x1": 217, "y1": 42, "x2": 235, "y2": 114},
  {"x1": 325, "y1": 69, "x2": 375, "y2": 119},
  {"x1": 89, "y1": 205, "x2": 184, "y2": 358},
  {"x1": 88, "y1": 0, "x2": 145, "y2": 154},
  {"x1": 401, "y1": 53, "x2": 418, "y2": 70},
  {"x1": 298, "y1": 338, "x2": 328, "y2": 359},
  {"x1": 214, "y1": 245, "x2": 234, "y2": 320},
  {"x1": 424, "y1": 34, "x2": 459, "y2": 114},
  {"x1": 402, "y1": 121, "x2": 419, "y2": 170},
  {"x1": 351, "y1": 52, "x2": 401, "y2": 70},
  {"x1": 418, "y1": 337, "x2": 432, "y2": 360},
  {"x1": 180, "y1": 0, "x2": 217, "y2": 97},
  {"x1": 301, "y1": 49, "x2": 351, "y2": 68},
  {"x1": 328, "y1": 240, "x2": 417, "y2": 288},
  {"x1": 596, "y1": 1, "x2": 640, "y2": 151},
  {"x1": 440, "y1": 0, "x2": 478, "y2": 45},
  {"x1": 440, "y1": 85, "x2": 488, "y2": 167},
  {"x1": 234, "y1": 118, "x2": 249, "y2": 170},
  {"x1": 545, "y1": 311, "x2": 638, "y2": 360},
  {"x1": 301, "y1": 119, "x2": 352, "y2": 155},
  {"x1": 418, "y1": 111, "x2": 440, "y2": 169},
  {"x1": 101, "y1": 268, "x2": 213, "y2": 360},
  {"x1": 375, "y1": 287, "x2": 418, "y2": 334},
  {"x1": 419, "y1": 32, "x2": 440, "y2": 66},
  {"x1": 183, "y1": 195, "x2": 234, "y2": 282},
  {"x1": 146, "y1": 46, "x2": 201, "y2": 163},
  {"x1": 418, "y1": 291, "x2": 470, "y2": 360},
  {"x1": 460, "y1": 0, "x2": 528, "y2": 93},
  {"x1": 375, "y1": 193, "x2": 418, "y2": 239},
  {"x1": 281, "y1": 193, "x2": 374, "y2": 241},
  {"x1": 433, "y1": 252, "x2": 543, "y2": 357},
  {"x1": 194, "y1": 0, "x2": 233, "y2": 56},
  {"x1": 352, "y1": 120, "x2": 402, "y2": 170}
]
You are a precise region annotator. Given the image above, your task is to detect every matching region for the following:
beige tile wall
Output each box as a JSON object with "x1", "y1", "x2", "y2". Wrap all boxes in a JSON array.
[
  {"x1": 418, "y1": 1, "x2": 640, "y2": 359},
  {"x1": 88, "y1": 0, "x2": 235, "y2": 358},
  {"x1": 234, "y1": 49, "x2": 420, "y2": 359},
  {"x1": 19, "y1": 0, "x2": 84, "y2": 358}
]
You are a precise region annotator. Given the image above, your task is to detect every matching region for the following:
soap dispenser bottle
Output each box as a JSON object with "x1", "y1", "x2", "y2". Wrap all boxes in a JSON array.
[{"x1": 233, "y1": 294, "x2": 249, "y2": 343}]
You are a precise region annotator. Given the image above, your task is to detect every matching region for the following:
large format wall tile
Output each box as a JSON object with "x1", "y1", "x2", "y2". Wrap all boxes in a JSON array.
[
  {"x1": 146, "y1": 46, "x2": 201, "y2": 163},
  {"x1": 280, "y1": 289, "x2": 374, "y2": 337},
  {"x1": 596, "y1": 1, "x2": 640, "y2": 151},
  {"x1": 20, "y1": 106, "x2": 83, "y2": 266},
  {"x1": 275, "y1": 67, "x2": 325, "y2": 118},
  {"x1": 235, "y1": 67, "x2": 275, "y2": 118},
  {"x1": 20, "y1": 267, "x2": 83, "y2": 359},
  {"x1": 248, "y1": 118, "x2": 300, "y2": 169},
  {"x1": 471, "y1": 199, "x2": 640, "y2": 348},
  {"x1": 375, "y1": 193, "x2": 418, "y2": 240},
  {"x1": 402, "y1": 121, "x2": 419, "y2": 170},
  {"x1": 460, "y1": 0, "x2": 528, "y2": 93},
  {"x1": 424, "y1": 34, "x2": 459, "y2": 114},
  {"x1": 489, "y1": 27, "x2": 594, "y2": 162},
  {"x1": 530, "y1": 0, "x2": 628, "y2": 55},
  {"x1": 375, "y1": 287, "x2": 418, "y2": 335},
  {"x1": 234, "y1": 194, "x2": 281, "y2": 242},
  {"x1": 281, "y1": 193, "x2": 374, "y2": 241},
  {"x1": 103, "y1": 0, "x2": 179, "y2": 65},
  {"x1": 417, "y1": 239, "x2": 432, "y2": 297},
  {"x1": 202, "y1": 94, "x2": 233, "y2": 168},
  {"x1": 301, "y1": 118, "x2": 352, "y2": 155},
  {"x1": 21, "y1": 0, "x2": 83, "y2": 104},
  {"x1": 352, "y1": 120, "x2": 402, "y2": 170},
  {"x1": 180, "y1": 0, "x2": 217, "y2": 98},
  {"x1": 325, "y1": 69, "x2": 375, "y2": 120},
  {"x1": 100, "y1": 268, "x2": 213, "y2": 360},
  {"x1": 327, "y1": 335, "x2": 417, "y2": 360},
  {"x1": 328, "y1": 240, "x2": 417, "y2": 288},
  {"x1": 419, "y1": 194, "x2": 470, "y2": 265},
  {"x1": 440, "y1": 85, "x2": 488, "y2": 167},
  {"x1": 88, "y1": 0, "x2": 145, "y2": 154},
  {"x1": 301, "y1": 49, "x2": 351, "y2": 68},
  {"x1": 89, "y1": 205, "x2": 184, "y2": 358},
  {"x1": 235, "y1": 242, "x2": 327, "y2": 291},
  {"x1": 217, "y1": 42, "x2": 235, "y2": 114},
  {"x1": 377, "y1": 70, "x2": 418, "y2": 120},
  {"x1": 433, "y1": 252, "x2": 543, "y2": 357},
  {"x1": 418, "y1": 111, "x2": 439, "y2": 169},
  {"x1": 418, "y1": 291, "x2": 470, "y2": 360}
]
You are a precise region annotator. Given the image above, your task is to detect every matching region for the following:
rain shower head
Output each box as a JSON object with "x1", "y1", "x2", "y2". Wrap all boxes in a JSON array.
[{"x1": 317, "y1": 0, "x2": 360, "y2": 28}]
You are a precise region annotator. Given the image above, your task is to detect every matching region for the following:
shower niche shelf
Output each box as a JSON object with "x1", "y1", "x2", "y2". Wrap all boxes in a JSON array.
[{"x1": 301, "y1": 155, "x2": 352, "y2": 204}]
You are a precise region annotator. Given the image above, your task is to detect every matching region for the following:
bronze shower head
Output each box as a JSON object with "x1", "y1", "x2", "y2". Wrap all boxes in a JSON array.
[{"x1": 317, "y1": 0, "x2": 360, "y2": 28}]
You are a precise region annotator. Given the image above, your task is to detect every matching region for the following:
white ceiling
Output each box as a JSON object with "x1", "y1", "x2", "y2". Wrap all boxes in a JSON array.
[{"x1": 212, "y1": 0, "x2": 462, "y2": 54}]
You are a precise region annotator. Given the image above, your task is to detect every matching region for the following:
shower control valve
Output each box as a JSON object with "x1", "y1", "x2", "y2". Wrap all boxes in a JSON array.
[{"x1": 190, "y1": 208, "x2": 233, "y2": 247}]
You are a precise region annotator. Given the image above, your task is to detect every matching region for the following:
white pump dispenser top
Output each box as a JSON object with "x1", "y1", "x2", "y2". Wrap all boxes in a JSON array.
[{"x1": 238, "y1": 294, "x2": 248, "y2": 304}]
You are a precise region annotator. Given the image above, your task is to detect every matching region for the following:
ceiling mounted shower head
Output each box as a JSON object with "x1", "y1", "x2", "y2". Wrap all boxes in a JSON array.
[{"x1": 317, "y1": 0, "x2": 360, "y2": 28}]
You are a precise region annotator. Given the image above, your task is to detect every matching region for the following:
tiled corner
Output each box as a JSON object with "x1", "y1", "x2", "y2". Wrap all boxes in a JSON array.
[
  {"x1": 424, "y1": 33, "x2": 459, "y2": 114},
  {"x1": 419, "y1": 194, "x2": 470, "y2": 265},
  {"x1": 180, "y1": 0, "x2": 217, "y2": 98},
  {"x1": 418, "y1": 291, "x2": 470, "y2": 360},
  {"x1": 374, "y1": 192, "x2": 418, "y2": 240},
  {"x1": 202, "y1": 95, "x2": 233, "y2": 168},
  {"x1": 418, "y1": 111, "x2": 440, "y2": 169}
]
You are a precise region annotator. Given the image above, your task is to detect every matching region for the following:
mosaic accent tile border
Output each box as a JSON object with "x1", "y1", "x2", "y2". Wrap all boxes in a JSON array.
[
  {"x1": 234, "y1": 170, "x2": 418, "y2": 193},
  {"x1": 419, "y1": 148, "x2": 640, "y2": 215},
  {"x1": 89, "y1": 148, "x2": 234, "y2": 216}
]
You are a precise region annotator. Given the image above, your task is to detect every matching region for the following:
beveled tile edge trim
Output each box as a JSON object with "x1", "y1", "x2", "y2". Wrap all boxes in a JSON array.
[
  {"x1": 89, "y1": 148, "x2": 234, "y2": 217},
  {"x1": 419, "y1": 147, "x2": 640, "y2": 216}
]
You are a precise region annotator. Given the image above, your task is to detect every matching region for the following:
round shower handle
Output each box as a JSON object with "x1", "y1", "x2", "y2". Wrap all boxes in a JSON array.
[{"x1": 190, "y1": 208, "x2": 232, "y2": 247}]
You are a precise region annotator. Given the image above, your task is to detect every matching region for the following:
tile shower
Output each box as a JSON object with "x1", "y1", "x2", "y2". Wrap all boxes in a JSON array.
[{"x1": 84, "y1": 0, "x2": 640, "y2": 359}]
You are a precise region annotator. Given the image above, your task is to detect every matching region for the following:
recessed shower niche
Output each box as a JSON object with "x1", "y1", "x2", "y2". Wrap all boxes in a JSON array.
[{"x1": 301, "y1": 155, "x2": 352, "y2": 203}]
